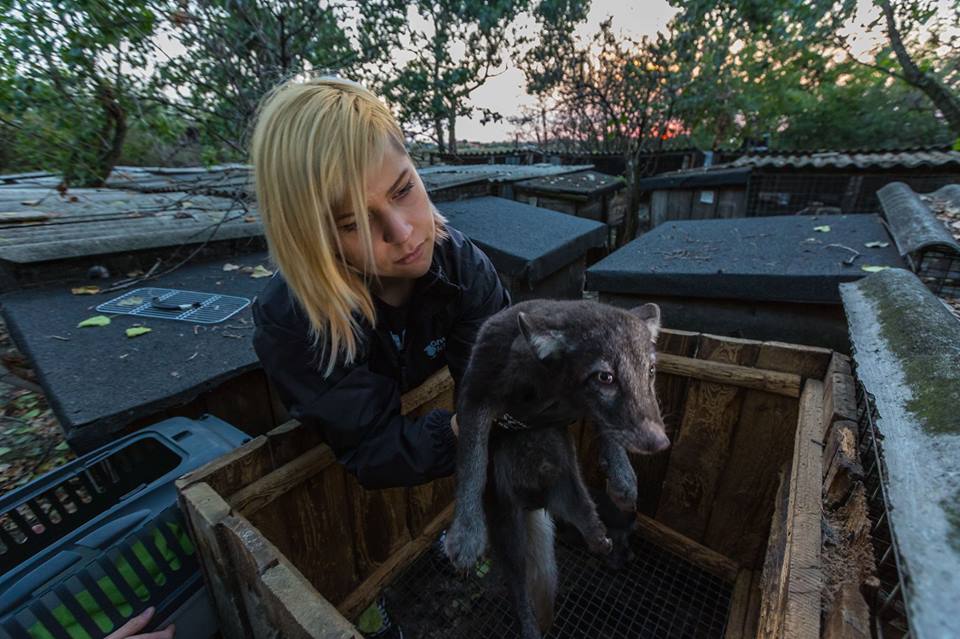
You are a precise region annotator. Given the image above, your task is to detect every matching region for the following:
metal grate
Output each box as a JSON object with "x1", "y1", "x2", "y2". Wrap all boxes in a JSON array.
[
  {"x1": 855, "y1": 380, "x2": 913, "y2": 639},
  {"x1": 384, "y1": 531, "x2": 733, "y2": 638},
  {"x1": 913, "y1": 249, "x2": 960, "y2": 299},
  {"x1": 96, "y1": 288, "x2": 250, "y2": 324}
]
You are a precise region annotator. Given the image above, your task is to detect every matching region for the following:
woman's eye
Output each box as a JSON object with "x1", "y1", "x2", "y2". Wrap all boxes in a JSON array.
[
  {"x1": 339, "y1": 222, "x2": 358, "y2": 233},
  {"x1": 596, "y1": 371, "x2": 615, "y2": 385},
  {"x1": 395, "y1": 180, "x2": 414, "y2": 199}
]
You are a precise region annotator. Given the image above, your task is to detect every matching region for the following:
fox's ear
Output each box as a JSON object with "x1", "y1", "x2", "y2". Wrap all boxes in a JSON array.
[
  {"x1": 631, "y1": 303, "x2": 661, "y2": 343},
  {"x1": 518, "y1": 311, "x2": 566, "y2": 362}
]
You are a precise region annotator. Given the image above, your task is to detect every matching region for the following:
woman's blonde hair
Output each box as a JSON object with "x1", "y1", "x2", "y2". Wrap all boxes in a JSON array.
[{"x1": 250, "y1": 76, "x2": 446, "y2": 376}]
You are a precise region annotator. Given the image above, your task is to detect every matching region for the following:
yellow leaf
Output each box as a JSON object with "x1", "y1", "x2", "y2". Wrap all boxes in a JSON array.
[
  {"x1": 813, "y1": 225, "x2": 831, "y2": 232},
  {"x1": 77, "y1": 315, "x2": 111, "y2": 328},
  {"x1": 222, "y1": 263, "x2": 240, "y2": 271},
  {"x1": 71, "y1": 286, "x2": 101, "y2": 295},
  {"x1": 250, "y1": 265, "x2": 274, "y2": 278},
  {"x1": 125, "y1": 327, "x2": 152, "y2": 338},
  {"x1": 861, "y1": 265, "x2": 890, "y2": 273},
  {"x1": 117, "y1": 296, "x2": 145, "y2": 307}
]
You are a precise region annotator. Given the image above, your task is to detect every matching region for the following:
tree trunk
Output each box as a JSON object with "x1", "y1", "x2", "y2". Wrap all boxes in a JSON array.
[
  {"x1": 880, "y1": 0, "x2": 960, "y2": 137},
  {"x1": 93, "y1": 80, "x2": 127, "y2": 187},
  {"x1": 435, "y1": 117, "x2": 446, "y2": 154},
  {"x1": 619, "y1": 149, "x2": 643, "y2": 248},
  {"x1": 447, "y1": 113, "x2": 457, "y2": 155}
]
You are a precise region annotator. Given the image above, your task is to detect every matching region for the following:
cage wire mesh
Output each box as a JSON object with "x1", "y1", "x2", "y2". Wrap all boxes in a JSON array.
[
  {"x1": 745, "y1": 172, "x2": 958, "y2": 217},
  {"x1": 855, "y1": 381, "x2": 913, "y2": 639},
  {"x1": 383, "y1": 529, "x2": 732, "y2": 638},
  {"x1": 912, "y1": 249, "x2": 960, "y2": 299}
]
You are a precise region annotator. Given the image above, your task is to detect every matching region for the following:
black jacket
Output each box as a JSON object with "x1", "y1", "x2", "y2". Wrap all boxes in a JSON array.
[{"x1": 252, "y1": 228, "x2": 510, "y2": 489}]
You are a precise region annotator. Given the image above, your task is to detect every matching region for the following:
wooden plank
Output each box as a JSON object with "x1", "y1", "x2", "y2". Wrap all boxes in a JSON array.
[
  {"x1": 178, "y1": 483, "x2": 252, "y2": 639},
  {"x1": 248, "y1": 463, "x2": 360, "y2": 606},
  {"x1": 703, "y1": 343, "x2": 805, "y2": 568},
  {"x1": 633, "y1": 329, "x2": 699, "y2": 515},
  {"x1": 823, "y1": 420, "x2": 862, "y2": 508},
  {"x1": 203, "y1": 369, "x2": 278, "y2": 438},
  {"x1": 339, "y1": 503, "x2": 454, "y2": 621},
  {"x1": 407, "y1": 477, "x2": 456, "y2": 538},
  {"x1": 404, "y1": 371, "x2": 456, "y2": 537},
  {"x1": 220, "y1": 514, "x2": 359, "y2": 639},
  {"x1": 176, "y1": 434, "x2": 274, "y2": 497},
  {"x1": 658, "y1": 353, "x2": 801, "y2": 398},
  {"x1": 401, "y1": 367, "x2": 454, "y2": 414},
  {"x1": 781, "y1": 379, "x2": 825, "y2": 639},
  {"x1": 344, "y1": 476, "x2": 413, "y2": 579},
  {"x1": 724, "y1": 569, "x2": 754, "y2": 639},
  {"x1": 634, "y1": 512, "x2": 738, "y2": 584},
  {"x1": 229, "y1": 445, "x2": 337, "y2": 517},
  {"x1": 757, "y1": 463, "x2": 791, "y2": 638},
  {"x1": 754, "y1": 341, "x2": 832, "y2": 380},
  {"x1": 656, "y1": 336, "x2": 760, "y2": 541},
  {"x1": 266, "y1": 419, "x2": 325, "y2": 468},
  {"x1": 742, "y1": 570, "x2": 763, "y2": 639},
  {"x1": 821, "y1": 368, "x2": 858, "y2": 430}
]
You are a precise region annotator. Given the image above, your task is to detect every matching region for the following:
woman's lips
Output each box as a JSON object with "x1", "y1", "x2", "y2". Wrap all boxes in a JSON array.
[{"x1": 396, "y1": 240, "x2": 425, "y2": 265}]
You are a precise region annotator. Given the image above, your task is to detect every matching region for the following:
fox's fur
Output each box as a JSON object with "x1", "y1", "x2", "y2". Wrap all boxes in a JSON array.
[{"x1": 445, "y1": 299, "x2": 669, "y2": 639}]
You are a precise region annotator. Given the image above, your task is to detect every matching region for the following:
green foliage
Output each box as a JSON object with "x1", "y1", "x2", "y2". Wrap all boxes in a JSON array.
[
  {"x1": 0, "y1": 0, "x2": 164, "y2": 185},
  {"x1": 664, "y1": 0, "x2": 959, "y2": 145},
  {"x1": 157, "y1": 0, "x2": 407, "y2": 158},
  {"x1": 380, "y1": 0, "x2": 529, "y2": 153}
]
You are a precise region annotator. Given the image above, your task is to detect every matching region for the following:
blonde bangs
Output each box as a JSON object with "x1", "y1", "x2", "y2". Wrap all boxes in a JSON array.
[{"x1": 251, "y1": 76, "x2": 416, "y2": 376}]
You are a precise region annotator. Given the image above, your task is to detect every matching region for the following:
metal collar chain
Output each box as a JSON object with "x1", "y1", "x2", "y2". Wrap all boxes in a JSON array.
[{"x1": 494, "y1": 413, "x2": 531, "y2": 431}]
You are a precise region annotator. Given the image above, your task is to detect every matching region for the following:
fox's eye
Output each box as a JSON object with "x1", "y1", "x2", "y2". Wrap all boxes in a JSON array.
[
  {"x1": 596, "y1": 371, "x2": 615, "y2": 385},
  {"x1": 649, "y1": 364, "x2": 656, "y2": 376}
]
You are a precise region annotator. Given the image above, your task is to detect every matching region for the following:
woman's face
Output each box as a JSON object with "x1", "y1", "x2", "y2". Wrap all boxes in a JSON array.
[{"x1": 334, "y1": 142, "x2": 435, "y2": 282}]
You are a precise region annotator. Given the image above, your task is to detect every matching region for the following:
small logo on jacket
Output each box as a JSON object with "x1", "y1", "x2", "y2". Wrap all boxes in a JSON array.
[{"x1": 424, "y1": 337, "x2": 446, "y2": 359}]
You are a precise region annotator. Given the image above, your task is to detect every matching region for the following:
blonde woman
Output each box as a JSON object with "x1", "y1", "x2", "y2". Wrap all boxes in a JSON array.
[{"x1": 250, "y1": 76, "x2": 509, "y2": 490}]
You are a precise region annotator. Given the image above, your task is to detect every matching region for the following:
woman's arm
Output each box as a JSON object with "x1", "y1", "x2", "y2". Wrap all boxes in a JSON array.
[{"x1": 253, "y1": 317, "x2": 456, "y2": 489}]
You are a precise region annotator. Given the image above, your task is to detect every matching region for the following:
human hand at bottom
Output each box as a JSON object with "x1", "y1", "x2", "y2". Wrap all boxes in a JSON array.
[{"x1": 105, "y1": 607, "x2": 175, "y2": 639}]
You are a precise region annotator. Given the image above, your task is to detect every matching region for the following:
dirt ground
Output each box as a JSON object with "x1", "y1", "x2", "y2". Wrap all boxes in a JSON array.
[{"x1": 0, "y1": 316, "x2": 74, "y2": 496}]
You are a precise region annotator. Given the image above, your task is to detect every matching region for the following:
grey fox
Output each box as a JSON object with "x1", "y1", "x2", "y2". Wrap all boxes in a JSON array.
[{"x1": 444, "y1": 299, "x2": 669, "y2": 639}]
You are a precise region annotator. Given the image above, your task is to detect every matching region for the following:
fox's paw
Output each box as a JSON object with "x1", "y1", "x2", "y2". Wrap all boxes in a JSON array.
[{"x1": 444, "y1": 516, "x2": 488, "y2": 572}]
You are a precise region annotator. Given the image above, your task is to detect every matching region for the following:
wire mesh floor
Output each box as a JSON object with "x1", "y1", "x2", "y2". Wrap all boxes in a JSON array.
[{"x1": 384, "y1": 532, "x2": 733, "y2": 639}]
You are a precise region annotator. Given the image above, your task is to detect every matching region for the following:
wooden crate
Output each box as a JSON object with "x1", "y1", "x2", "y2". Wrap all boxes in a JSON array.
[{"x1": 176, "y1": 330, "x2": 867, "y2": 638}]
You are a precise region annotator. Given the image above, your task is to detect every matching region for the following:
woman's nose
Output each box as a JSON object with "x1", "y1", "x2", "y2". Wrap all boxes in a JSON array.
[{"x1": 381, "y1": 208, "x2": 413, "y2": 244}]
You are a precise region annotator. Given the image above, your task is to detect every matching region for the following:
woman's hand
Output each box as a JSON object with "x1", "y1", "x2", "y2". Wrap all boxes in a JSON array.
[{"x1": 106, "y1": 607, "x2": 175, "y2": 639}]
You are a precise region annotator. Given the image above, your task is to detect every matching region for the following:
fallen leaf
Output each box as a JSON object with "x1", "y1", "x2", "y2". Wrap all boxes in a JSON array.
[
  {"x1": 813, "y1": 225, "x2": 831, "y2": 232},
  {"x1": 240, "y1": 266, "x2": 254, "y2": 274},
  {"x1": 125, "y1": 327, "x2": 152, "y2": 338},
  {"x1": 68, "y1": 196, "x2": 78, "y2": 203},
  {"x1": 117, "y1": 296, "x2": 145, "y2": 307},
  {"x1": 126, "y1": 269, "x2": 144, "y2": 277},
  {"x1": 250, "y1": 265, "x2": 273, "y2": 278},
  {"x1": 77, "y1": 315, "x2": 111, "y2": 328},
  {"x1": 222, "y1": 263, "x2": 240, "y2": 272},
  {"x1": 71, "y1": 286, "x2": 101, "y2": 295},
  {"x1": 864, "y1": 241, "x2": 890, "y2": 248},
  {"x1": 23, "y1": 409, "x2": 40, "y2": 419},
  {"x1": 243, "y1": 215, "x2": 257, "y2": 223},
  {"x1": 55, "y1": 441, "x2": 69, "y2": 451},
  {"x1": 861, "y1": 265, "x2": 890, "y2": 273}
]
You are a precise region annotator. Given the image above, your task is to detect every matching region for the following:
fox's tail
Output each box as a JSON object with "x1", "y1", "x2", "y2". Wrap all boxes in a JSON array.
[{"x1": 525, "y1": 509, "x2": 558, "y2": 634}]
